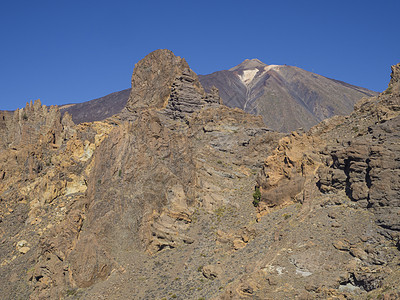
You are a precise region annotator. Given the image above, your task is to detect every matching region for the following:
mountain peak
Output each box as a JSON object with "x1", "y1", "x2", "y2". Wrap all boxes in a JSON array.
[{"x1": 229, "y1": 58, "x2": 267, "y2": 71}]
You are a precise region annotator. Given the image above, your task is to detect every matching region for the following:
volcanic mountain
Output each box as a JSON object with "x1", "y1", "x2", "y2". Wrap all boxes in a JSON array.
[
  {"x1": 60, "y1": 59, "x2": 377, "y2": 133},
  {"x1": 199, "y1": 59, "x2": 378, "y2": 132}
]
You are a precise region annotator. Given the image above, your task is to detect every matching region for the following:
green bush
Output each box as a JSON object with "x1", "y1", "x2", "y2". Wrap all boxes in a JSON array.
[{"x1": 253, "y1": 187, "x2": 261, "y2": 207}]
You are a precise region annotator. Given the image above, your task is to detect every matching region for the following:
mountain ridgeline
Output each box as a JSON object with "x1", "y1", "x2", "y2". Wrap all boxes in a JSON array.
[
  {"x1": 199, "y1": 59, "x2": 378, "y2": 132},
  {"x1": 0, "y1": 50, "x2": 399, "y2": 299},
  {"x1": 61, "y1": 58, "x2": 377, "y2": 132}
]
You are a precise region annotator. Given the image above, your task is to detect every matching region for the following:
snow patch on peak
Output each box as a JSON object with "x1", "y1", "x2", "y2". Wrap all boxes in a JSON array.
[
  {"x1": 238, "y1": 69, "x2": 259, "y2": 85},
  {"x1": 264, "y1": 65, "x2": 281, "y2": 72}
]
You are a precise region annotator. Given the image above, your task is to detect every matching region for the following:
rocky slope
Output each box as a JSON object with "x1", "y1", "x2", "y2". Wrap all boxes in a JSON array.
[
  {"x1": 0, "y1": 50, "x2": 398, "y2": 300},
  {"x1": 221, "y1": 62, "x2": 400, "y2": 299},
  {"x1": 0, "y1": 49, "x2": 282, "y2": 299},
  {"x1": 199, "y1": 59, "x2": 378, "y2": 132},
  {"x1": 59, "y1": 89, "x2": 131, "y2": 124}
]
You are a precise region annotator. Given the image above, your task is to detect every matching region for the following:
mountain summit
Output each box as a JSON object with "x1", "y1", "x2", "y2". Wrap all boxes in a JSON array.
[
  {"x1": 229, "y1": 58, "x2": 267, "y2": 71},
  {"x1": 61, "y1": 56, "x2": 378, "y2": 132},
  {"x1": 199, "y1": 60, "x2": 378, "y2": 132}
]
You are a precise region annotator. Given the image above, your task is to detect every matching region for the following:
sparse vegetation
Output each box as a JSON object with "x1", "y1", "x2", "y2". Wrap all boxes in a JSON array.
[
  {"x1": 283, "y1": 213, "x2": 292, "y2": 220},
  {"x1": 118, "y1": 169, "x2": 122, "y2": 177},
  {"x1": 384, "y1": 85, "x2": 393, "y2": 94},
  {"x1": 22, "y1": 113, "x2": 28, "y2": 120},
  {"x1": 214, "y1": 207, "x2": 225, "y2": 217},
  {"x1": 252, "y1": 187, "x2": 261, "y2": 207},
  {"x1": 66, "y1": 288, "x2": 77, "y2": 296}
]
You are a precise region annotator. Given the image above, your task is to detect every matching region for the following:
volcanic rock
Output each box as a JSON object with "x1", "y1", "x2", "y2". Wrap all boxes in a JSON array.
[
  {"x1": 1, "y1": 52, "x2": 399, "y2": 300},
  {"x1": 125, "y1": 49, "x2": 191, "y2": 112}
]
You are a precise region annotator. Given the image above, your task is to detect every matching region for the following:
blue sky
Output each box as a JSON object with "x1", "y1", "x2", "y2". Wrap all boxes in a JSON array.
[{"x1": 1, "y1": 0, "x2": 399, "y2": 110}]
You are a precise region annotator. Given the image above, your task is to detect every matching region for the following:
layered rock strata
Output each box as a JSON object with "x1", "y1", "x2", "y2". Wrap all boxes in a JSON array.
[
  {"x1": 219, "y1": 63, "x2": 400, "y2": 299},
  {"x1": 1, "y1": 52, "x2": 399, "y2": 300},
  {"x1": 0, "y1": 49, "x2": 281, "y2": 299}
]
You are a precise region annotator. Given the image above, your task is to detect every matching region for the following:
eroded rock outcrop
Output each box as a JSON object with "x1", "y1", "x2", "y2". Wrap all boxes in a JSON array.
[
  {"x1": 2, "y1": 52, "x2": 399, "y2": 300},
  {"x1": 125, "y1": 49, "x2": 190, "y2": 112},
  {"x1": 221, "y1": 63, "x2": 400, "y2": 299},
  {"x1": 0, "y1": 49, "x2": 281, "y2": 299},
  {"x1": 0, "y1": 100, "x2": 116, "y2": 298},
  {"x1": 0, "y1": 100, "x2": 72, "y2": 149}
]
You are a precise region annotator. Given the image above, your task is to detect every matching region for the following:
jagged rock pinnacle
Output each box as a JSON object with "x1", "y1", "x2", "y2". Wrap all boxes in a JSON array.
[
  {"x1": 387, "y1": 62, "x2": 400, "y2": 95},
  {"x1": 125, "y1": 49, "x2": 190, "y2": 112},
  {"x1": 124, "y1": 49, "x2": 221, "y2": 119}
]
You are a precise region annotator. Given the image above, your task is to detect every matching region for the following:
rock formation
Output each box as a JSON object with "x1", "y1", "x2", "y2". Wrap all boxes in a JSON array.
[
  {"x1": 221, "y1": 63, "x2": 400, "y2": 299},
  {"x1": 0, "y1": 51, "x2": 399, "y2": 300},
  {"x1": 125, "y1": 49, "x2": 192, "y2": 112},
  {"x1": 0, "y1": 50, "x2": 281, "y2": 299},
  {"x1": 57, "y1": 55, "x2": 377, "y2": 134}
]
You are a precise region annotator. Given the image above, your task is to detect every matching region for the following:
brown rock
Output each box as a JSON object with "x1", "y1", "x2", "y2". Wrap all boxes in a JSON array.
[
  {"x1": 333, "y1": 240, "x2": 350, "y2": 251},
  {"x1": 202, "y1": 264, "x2": 223, "y2": 279},
  {"x1": 233, "y1": 239, "x2": 246, "y2": 250},
  {"x1": 349, "y1": 247, "x2": 368, "y2": 261},
  {"x1": 18, "y1": 246, "x2": 30, "y2": 254},
  {"x1": 125, "y1": 49, "x2": 190, "y2": 112}
]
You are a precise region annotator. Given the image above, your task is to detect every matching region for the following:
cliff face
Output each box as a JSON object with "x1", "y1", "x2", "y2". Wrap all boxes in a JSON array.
[
  {"x1": 0, "y1": 100, "x2": 68, "y2": 149},
  {"x1": 125, "y1": 49, "x2": 192, "y2": 112},
  {"x1": 1, "y1": 52, "x2": 399, "y2": 299},
  {"x1": 232, "y1": 63, "x2": 400, "y2": 299},
  {"x1": 0, "y1": 50, "x2": 282, "y2": 299},
  {"x1": 0, "y1": 98, "x2": 114, "y2": 298}
]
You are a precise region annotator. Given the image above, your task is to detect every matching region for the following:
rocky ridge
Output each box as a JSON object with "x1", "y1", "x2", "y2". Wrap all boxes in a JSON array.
[
  {"x1": 57, "y1": 56, "x2": 377, "y2": 134},
  {"x1": 0, "y1": 49, "x2": 282, "y2": 299},
  {"x1": 219, "y1": 63, "x2": 400, "y2": 299},
  {"x1": 0, "y1": 50, "x2": 399, "y2": 300}
]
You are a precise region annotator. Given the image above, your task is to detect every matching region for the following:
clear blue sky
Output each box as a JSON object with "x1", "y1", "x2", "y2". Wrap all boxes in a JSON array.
[{"x1": 1, "y1": 0, "x2": 399, "y2": 111}]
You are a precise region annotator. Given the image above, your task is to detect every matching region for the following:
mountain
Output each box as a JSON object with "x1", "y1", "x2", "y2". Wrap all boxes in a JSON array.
[
  {"x1": 199, "y1": 59, "x2": 378, "y2": 132},
  {"x1": 0, "y1": 50, "x2": 399, "y2": 299},
  {"x1": 59, "y1": 88, "x2": 131, "y2": 124}
]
